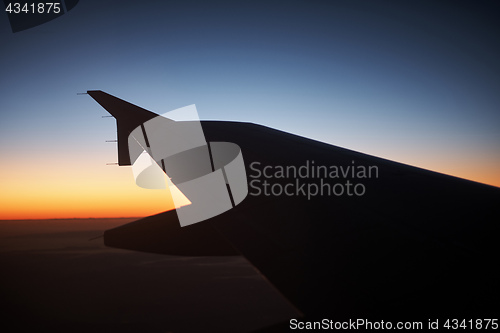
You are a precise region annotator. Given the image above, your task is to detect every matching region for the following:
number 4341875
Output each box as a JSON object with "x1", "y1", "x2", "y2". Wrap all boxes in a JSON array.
[
  {"x1": 444, "y1": 319, "x2": 498, "y2": 330},
  {"x1": 5, "y1": 2, "x2": 61, "y2": 14}
]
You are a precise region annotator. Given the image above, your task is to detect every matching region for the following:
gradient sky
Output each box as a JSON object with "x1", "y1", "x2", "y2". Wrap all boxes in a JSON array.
[{"x1": 1, "y1": 0, "x2": 499, "y2": 219}]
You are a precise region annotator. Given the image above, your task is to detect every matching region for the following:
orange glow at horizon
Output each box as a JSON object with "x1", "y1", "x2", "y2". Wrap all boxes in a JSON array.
[
  {"x1": 341, "y1": 138, "x2": 500, "y2": 190},
  {"x1": 376, "y1": 148, "x2": 500, "y2": 189},
  {"x1": 1, "y1": 145, "x2": 498, "y2": 220},
  {"x1": 0, "y1": 151, "x2": 190, "y2": 220}
]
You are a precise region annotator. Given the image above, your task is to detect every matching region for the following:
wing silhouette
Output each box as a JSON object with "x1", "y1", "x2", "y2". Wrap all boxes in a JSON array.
[{"x1": 88, "y1": 91, "x2": 500, "y2": 322}]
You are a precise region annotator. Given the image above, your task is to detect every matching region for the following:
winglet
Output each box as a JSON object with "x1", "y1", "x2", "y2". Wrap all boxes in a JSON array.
[{"x1": 87, "y1": 90, "x2": 161, "y2": 166}]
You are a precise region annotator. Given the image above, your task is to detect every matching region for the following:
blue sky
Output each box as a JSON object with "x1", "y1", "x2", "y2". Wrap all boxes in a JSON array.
[{"x1": 1, "y1": 0, "x2": 499, "y2": 218}]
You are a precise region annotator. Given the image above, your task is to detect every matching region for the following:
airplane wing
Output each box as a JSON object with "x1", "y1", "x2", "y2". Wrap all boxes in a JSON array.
[{"x1": 88, "y1": 91, "x2": 500, "y2": 322}]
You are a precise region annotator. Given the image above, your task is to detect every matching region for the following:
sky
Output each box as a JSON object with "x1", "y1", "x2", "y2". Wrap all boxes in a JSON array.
[{"x1": 1, "y1": 0, "x2": 499, "y2": 219}]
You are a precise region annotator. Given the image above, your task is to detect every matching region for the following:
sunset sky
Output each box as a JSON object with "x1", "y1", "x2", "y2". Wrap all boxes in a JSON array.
[{"x1": 1, "y1": 0, "x2": 499, "y2": 219}]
